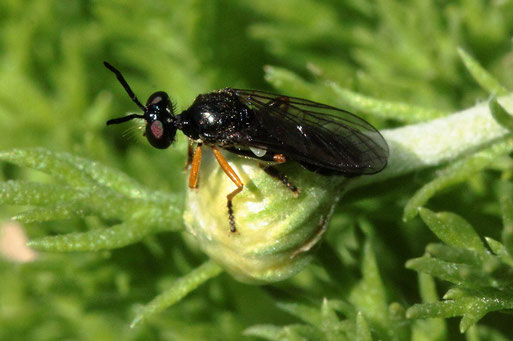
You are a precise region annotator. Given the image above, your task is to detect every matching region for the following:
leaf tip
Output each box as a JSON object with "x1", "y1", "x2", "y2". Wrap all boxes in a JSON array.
[{"x1": 130, "y1": 315, "x2": 142, "y2": 329}]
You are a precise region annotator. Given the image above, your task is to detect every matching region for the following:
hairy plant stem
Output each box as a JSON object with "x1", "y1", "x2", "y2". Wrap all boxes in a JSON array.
[{"x1": 351, "y1": 94, "x2": 513, "y2": 188}]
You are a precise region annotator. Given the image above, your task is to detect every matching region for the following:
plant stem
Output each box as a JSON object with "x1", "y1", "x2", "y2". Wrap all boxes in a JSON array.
[{"x1": 351, "y1": 94, "x2": 513, "y2": 187}]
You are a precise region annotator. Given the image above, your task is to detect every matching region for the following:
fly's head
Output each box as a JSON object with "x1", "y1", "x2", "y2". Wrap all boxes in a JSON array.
[
  {"x1": 104, "y1": 62, "x2": 177, "y2": 149},
  {"x1": 144, "y1": 91, "x2": 177, "y2": 149}
]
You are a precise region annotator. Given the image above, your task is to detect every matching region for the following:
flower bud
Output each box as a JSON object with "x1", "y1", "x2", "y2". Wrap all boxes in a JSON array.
[{"x1": 183, "y1": 151, "x2": 348, "y2": 284}]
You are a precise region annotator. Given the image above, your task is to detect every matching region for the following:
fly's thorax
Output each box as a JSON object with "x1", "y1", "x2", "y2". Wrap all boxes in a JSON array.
[{"x1": 178, "y1": 89, "x2": 254, "y2": 143}]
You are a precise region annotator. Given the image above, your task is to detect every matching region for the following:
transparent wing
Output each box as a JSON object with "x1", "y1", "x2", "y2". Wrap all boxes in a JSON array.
[{"x1": 233, "y1": 89, "x2": 389, "y2": 175}]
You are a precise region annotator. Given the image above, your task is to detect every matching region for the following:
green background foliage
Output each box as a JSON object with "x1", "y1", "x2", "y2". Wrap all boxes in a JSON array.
[{"x1": 1, "y1": 0, "x2": 513, "y2": 339}]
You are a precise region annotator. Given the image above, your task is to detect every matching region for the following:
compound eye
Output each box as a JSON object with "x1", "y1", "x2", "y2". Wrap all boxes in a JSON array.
[
  {"x1": 146, "y1": 91, "x2": 170, "y2": 107},
  {"x1": 145, "y1": 121, "x2": 174, "y2": 149},
  {"x1": 150, "y1": 120, "x2": 165, "y2": 140}
]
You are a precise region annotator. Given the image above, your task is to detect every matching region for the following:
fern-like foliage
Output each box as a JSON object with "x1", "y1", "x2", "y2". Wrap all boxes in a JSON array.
[
  {"x1": 2, "y1": 0, "x2": 513, "y2": 340},
  {"x1": 406, "y1": 204, "x2": 513, "y2": 333},
  {"x1": 0, "y1": 148, "x2": 183, "y2": 249}
]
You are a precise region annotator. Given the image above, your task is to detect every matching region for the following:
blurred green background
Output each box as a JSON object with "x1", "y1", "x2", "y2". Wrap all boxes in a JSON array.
[{"x1": 1, "y1": 0, "x2": 513, "y2": 340}]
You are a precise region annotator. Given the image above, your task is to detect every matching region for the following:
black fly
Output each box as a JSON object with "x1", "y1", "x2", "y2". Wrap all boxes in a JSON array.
[{"x1": 104, "y1": 62, "x2": 389, "y2": 233}]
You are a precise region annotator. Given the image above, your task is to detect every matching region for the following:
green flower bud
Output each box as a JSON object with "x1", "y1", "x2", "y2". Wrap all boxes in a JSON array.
[{"x1": 184, "y1": 151, "x2": 349, "y2": 284}]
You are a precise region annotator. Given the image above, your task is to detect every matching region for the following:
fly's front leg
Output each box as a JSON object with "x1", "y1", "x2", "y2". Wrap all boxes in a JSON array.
[
  {"x1": 211, "y1": 146, "x2": 244, "y2": 233},
  {"x1": 189, "y1": 143, "x2": 202, "y2": 189},
  {"x1": 185, "y1": 140, "x2": 194, "y2": 170}
]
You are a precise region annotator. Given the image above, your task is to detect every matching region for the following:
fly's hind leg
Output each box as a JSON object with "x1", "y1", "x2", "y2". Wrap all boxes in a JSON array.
[
  {"x1": 268, "y1": 96, "x2": 290, "y2": 112},
  {"x1": 259, "y1": 164, "x2": 300, "y2": 197},
  {"x1": 211, "y1": 146, "x2": 244, "y2": 233}
]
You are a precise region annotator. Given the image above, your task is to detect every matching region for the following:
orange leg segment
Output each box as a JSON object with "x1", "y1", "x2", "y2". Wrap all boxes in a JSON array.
[
  {"x1": 269, "y1": 96, "x2": 290, "y2": 112},
  {"x1": 189, "y1": 143, "x2": 202, "y2": 189},
  {"x1": 273, "y1": 153, "x2": 287, "y2": 163},
  {"x1": 212, "y1": 146, "x2": 244, "y2": 233},
  {"x1": 185, "y1": 140, "x2": 194, "y2": 169}
]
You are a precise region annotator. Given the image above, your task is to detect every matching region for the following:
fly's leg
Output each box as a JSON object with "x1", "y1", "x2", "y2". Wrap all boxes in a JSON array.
[
  {"x1": 268, "y1": 96, "x2": 290, "y2": 112},
  {"x1": 189, "y1": 143, "x2": 202, "y2": 189},
  {"x1": 259, "y1": 164, "x2": 300, "y2": 197},
  {"x1": 211, "y1": 146, "x2": 244, "y2": 233},
  {"x1": 272, "y1": 153, "x2": 287, "y2": 163},
  {"x1": 185, "y1": 140, "x2": 194, "y2": 170}
]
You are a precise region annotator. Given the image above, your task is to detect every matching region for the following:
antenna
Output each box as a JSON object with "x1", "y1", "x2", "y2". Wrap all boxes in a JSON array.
[
  {"x1": 104, "y1": 61, "x2": 146, "y2": 112},
  {"x1": 106, "y1": 113, "x2": 145, "y2": 125}
]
